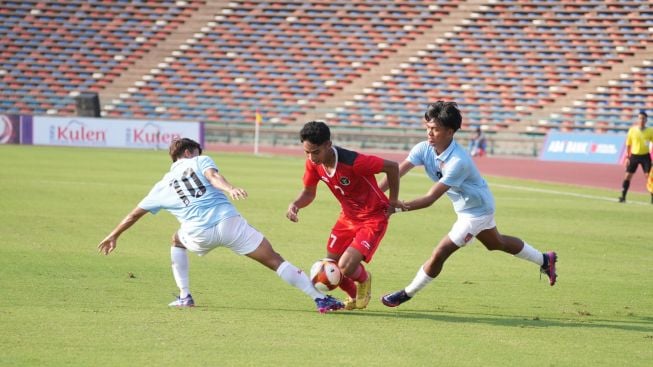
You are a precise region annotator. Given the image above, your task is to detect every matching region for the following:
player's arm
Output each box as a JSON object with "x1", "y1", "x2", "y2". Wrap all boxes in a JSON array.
[
  {"x1": 203, "y1": 167, "x2": 247, "y2": 200},
  {"x1": 98, "y1": 206, "x2": 148, "y2": 255},
  {"x1": 380, "y1": 159, "x2": 401, "y2": 210},
  {"x1": 286, "y1": 185, "x2": 317, "y2": 223},
  {"x1": 402, "y1": 182, "x2": 450, "y2": 212},
  {"x1": 379, "y1": 160, "x2": 415, "y2": 192}
]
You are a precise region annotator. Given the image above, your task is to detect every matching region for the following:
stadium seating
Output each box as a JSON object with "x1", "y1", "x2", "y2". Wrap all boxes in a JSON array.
[
  {"x1": 331, "y1": 0, "x2": 653, "y2": 131},
  {"x1": 1, "y1": 0, "x2": 652, "y2": 136},
  {"x1": 537, "y1": 59, "x2": 653, "y2": 133},
  {"x1": 0, "y1": 0, "x2": 202, "y2": 116},
  {"x1": 103, "y1": 0, "x2": 463, "y2": 123}
]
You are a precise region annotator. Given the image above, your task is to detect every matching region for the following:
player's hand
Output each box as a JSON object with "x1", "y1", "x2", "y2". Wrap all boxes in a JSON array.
[
  {"x1": 227, "y1": 187, "x2": 248, "y2": 200},
  {"x1": 286, "y1": 204, "x2": 299, "y2": 222},
  {"x1": 98, "y1": 236, "x2": 118, "y2": 255},
  {"x1": 388, "y1": 200, "x2": 409, "y2": 217}
]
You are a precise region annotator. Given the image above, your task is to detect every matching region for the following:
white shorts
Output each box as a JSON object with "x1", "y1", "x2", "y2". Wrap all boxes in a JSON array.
[
  {"x1": 448, "y1": 213, "x2": 496, "y2": 247},
  {"x1": 177, "y1": 216, "x2": 264, "y2": 256}
]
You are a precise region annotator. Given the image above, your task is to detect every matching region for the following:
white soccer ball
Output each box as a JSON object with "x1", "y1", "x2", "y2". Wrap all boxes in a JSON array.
[{"x1": 309, "y1": 258, "x2": 342, "y2": 292}]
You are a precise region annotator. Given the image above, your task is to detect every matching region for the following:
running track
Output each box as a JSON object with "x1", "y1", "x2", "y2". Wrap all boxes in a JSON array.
[{"x1": 206, "y1": 143, "x2": 649, "y2": 194}]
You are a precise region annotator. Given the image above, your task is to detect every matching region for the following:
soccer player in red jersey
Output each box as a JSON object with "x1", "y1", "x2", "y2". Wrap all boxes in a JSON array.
[{"x1": 286, "y1": 121, "x2": 401, "y2": 310}]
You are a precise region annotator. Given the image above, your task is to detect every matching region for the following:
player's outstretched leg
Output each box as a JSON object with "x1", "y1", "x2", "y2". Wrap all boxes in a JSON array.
[
  {"x1": 247, "y1": 237, "x2": 347, "y2": 312},
  {"x1": 381, "y1": 289, "x2": 412, "y2": 308},
  {"x1": 275, "y1": 261, "x2": 345, "y2": 313},
  {"x1": 540, "y1": 251, "x2": 558, "y2": 286}
]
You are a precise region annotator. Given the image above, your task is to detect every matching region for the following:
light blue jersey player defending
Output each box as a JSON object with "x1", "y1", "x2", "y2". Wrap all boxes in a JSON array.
[
  {"x1": 98, "y1": 138, "x2": 343, "y2": 313},
  {"x1": 378, "y1": 102, "x2": 557, "y2": 308}
]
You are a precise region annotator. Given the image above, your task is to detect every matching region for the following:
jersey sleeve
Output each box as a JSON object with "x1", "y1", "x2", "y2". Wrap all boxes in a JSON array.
[
  {"x1": 302, "y1": 159, "x2": 320, "y2": 187},
  {"x1": 625, "y1": 128, "x2": 634, "y2": 147},
  {"x1": 137, "y1": 181, "x2": 166, "y2": 214},
  {"x1": 352, "y1": 153, "x2": 384, "y2": 175},
  {"x1": 198, "y1": 155, "x2": 218, "y2": 175},
  {"x1": 407, "y1": 142, "x2": 428, "y2": 166}
]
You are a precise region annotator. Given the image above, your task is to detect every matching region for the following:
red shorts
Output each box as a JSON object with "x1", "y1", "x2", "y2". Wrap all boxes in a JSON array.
[{"x1": 325, "y1": 214, "x2": 388, "y2": 263}]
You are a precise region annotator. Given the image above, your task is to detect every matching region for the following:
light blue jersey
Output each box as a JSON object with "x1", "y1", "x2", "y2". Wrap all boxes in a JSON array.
[
  {"x1": 138, "y1": 155, "x2": 239, "y2": 235},
  {"x1": 407, "y1": 140, "x2": 495, "y2": 217}
]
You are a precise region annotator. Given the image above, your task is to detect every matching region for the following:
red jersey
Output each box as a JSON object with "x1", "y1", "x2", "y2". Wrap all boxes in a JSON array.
[{"x1": 303, "y1": 146, "x2": 389, "y2": 220}]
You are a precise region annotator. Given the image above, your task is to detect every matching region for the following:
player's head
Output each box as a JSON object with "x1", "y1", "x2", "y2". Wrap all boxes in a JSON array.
[
  {"x1": 300, "y1": 120, "x2": 330, "y2": 145},
  {"x1": 169, "y1": 138, "x2": 202, "y2": 162},
  {"x1": 424, "y1": 101, "x2": 462, "y2": 132},
  {"x1": 422, "y1": 101, "x2": 461, "y2": 150},
  {"x1": 300, "y1": 121, "x2": 333, "y2": 165}
]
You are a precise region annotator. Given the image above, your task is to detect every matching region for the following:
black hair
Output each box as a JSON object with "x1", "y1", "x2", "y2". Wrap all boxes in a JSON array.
[
  {"x1": 300, "y1": 120, "x2": 331, "y2": 145},
  {"x1": 424, "y1": 101, "x2": 462, "y2": 132}
]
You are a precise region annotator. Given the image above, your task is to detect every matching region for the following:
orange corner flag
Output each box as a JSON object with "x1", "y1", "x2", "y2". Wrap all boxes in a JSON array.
[{"x1": 255, "y1": 110, "x2": 263, "y2": 125}]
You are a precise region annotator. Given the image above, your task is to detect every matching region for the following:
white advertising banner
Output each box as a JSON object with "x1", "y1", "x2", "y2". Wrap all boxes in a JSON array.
[{"x1": 32, "y1": 116, "x2": 203, "y2": 149}]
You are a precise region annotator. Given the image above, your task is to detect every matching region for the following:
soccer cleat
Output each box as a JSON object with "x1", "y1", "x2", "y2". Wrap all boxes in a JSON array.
[
  {"x1": 540, "y1": 252, "x2": 558, "y2": 286},
  {"x1": 315, "y1": 295, "x2": 344, "y2": 313},
  {"x1": 381, "y1": 289, "x2": 412, "y2": 308},
  {"x1": 618, "y1": 196, "x2": 625, "y2": 203},
  {"x1": 168, "y1": 294, "x2": 195, "y2": 307},
  {"x1": 355, "y1": 271, "x2": 372, "y2": 309},
  {"x1": 343, "y1": 296, "x2": 357, "y2": 310}
]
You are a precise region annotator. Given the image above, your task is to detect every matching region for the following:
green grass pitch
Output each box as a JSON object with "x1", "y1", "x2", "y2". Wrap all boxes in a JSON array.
[{"x1": 1, "y1": 145, "x2": 651, "y2": 366}]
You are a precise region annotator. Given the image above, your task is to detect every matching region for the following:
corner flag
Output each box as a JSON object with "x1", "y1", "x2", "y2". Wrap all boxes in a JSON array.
[{"x1": 254, "y1": 110, "x2": 262, "y2": 154}]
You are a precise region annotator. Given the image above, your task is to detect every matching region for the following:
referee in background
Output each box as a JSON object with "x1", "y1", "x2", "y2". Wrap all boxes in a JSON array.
[{"x1": 619, "y1": 110, "x2": 653, "y2": 203}]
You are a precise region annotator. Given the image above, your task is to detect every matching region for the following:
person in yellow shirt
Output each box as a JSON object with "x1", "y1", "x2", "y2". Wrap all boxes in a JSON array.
[{"x1": 619, "y1": 110, "x2": 653, "y2": 203}]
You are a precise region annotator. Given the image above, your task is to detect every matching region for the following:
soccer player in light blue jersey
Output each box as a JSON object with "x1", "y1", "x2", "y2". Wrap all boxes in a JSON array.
[
  {"x1": 98, "y1": 138, "x2": 343, "y2": 313},
  {"x1": 378, "y1": 101, "x2": 557, "y2": 308}
]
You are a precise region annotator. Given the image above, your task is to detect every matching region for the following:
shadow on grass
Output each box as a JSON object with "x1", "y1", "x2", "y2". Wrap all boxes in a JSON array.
[
  {"x1": 193, "y1": 303, "x2": 653, "y2": 334},
  {"x1": 330, "y1": 309, "x2": 653, "y2": 333}
]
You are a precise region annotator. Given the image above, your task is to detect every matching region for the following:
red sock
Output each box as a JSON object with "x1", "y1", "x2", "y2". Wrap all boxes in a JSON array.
[
  {"x1": 339, "y1": 276, "x2": 357, "y2": 298},
  {"x1": 350, "y1": 264, "x2": 368, "y2": 283}
]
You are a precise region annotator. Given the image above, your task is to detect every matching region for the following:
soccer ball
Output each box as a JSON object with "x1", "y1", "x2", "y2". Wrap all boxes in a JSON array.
[{"x1": 309, "y1": 258, "x2": 342, "y2": 292}]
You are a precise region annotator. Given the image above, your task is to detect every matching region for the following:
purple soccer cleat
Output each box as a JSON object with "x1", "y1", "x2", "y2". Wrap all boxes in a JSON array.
[
  {"x1": 541, "y1": 252, "x2": 558, "y2": 286},
  {"x1": 315, "y1": 295, "x2": 344, "y2": 313},
  {"x1": 381, "y1": 289, "x2": 412, "y2": 308}
]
